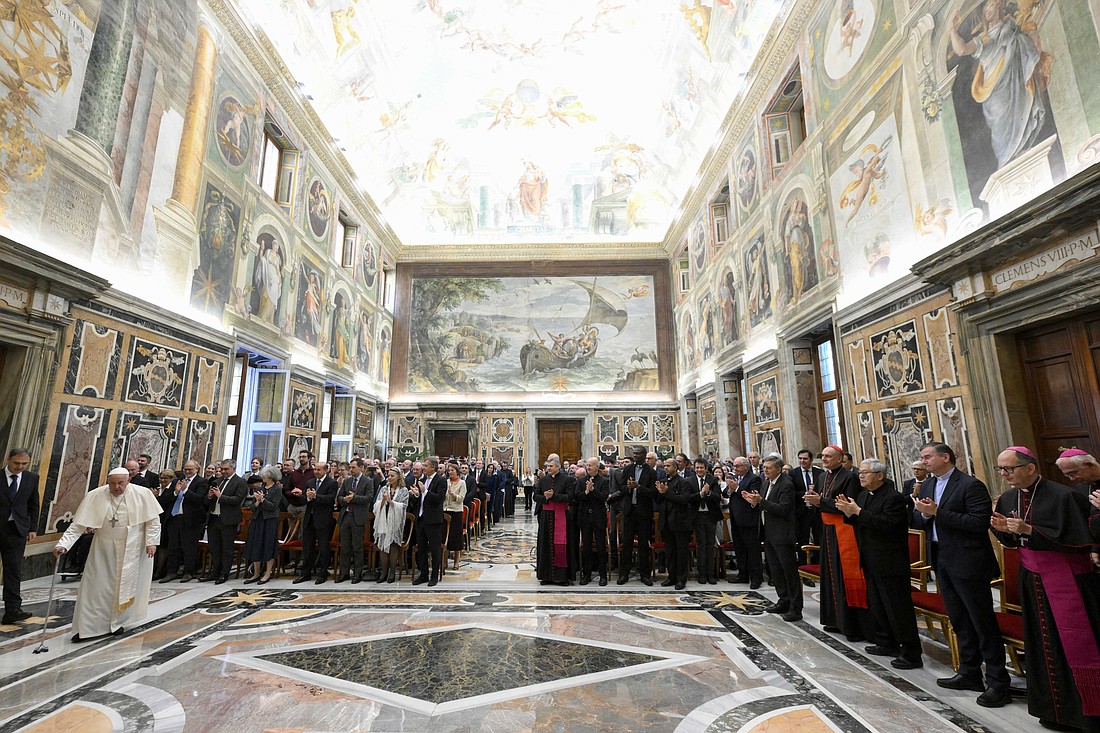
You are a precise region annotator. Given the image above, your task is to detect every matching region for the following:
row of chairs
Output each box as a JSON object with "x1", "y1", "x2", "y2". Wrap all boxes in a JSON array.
[{"x1": 797, "y1": 528, "x2": 1025, "y2": 674}]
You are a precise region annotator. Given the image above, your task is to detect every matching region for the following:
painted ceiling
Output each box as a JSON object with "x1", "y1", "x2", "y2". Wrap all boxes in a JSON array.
[{"x1": 240, "y1": 0, "x2": 788, "y2": 246}]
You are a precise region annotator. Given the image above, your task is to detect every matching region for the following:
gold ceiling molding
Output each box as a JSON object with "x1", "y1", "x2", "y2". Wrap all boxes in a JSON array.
[
  {"x1": 396, "y1": 241, "x2": 669, "y2": 264},
  {"x1": 207, "y1": 0, "x2": 404, "y2": 261},
  {"x1": 661, "y1": 0, "x2": 817, "y2": 257}
]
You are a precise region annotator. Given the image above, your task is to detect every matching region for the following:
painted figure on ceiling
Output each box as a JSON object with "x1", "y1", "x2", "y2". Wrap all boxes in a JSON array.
[
  {"x1": 948, "y1": 0, "x2": 1051, "y2": 169},
  {"x1": 517, "y1": 160, "x2": 548, "y2": 221}
]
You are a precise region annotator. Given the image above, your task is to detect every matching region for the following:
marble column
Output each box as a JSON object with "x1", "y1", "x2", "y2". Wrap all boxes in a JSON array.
[
  {"x1": 74, "y1": 0, "x2": 138, "y2": 155},
  {"x1": 171, "y1": 24, "x2": 217, "y2": 212}
]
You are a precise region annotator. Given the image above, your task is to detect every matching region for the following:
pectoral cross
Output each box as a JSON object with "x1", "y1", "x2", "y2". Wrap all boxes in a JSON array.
[{"x1": 109, "y1": 517, "x2": 118, "y2": 528}]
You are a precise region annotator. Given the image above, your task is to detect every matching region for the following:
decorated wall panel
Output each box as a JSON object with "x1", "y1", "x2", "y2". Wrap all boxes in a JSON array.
[
  {"x1": 747, "y1": 368, "x2": 785, "y2": 460},
  {"x1": 477, "y1": 413, "x2": 527, "y2": 469},
  {"x1": 595, "y1": 410, "x2": 679, "y2": 463}
]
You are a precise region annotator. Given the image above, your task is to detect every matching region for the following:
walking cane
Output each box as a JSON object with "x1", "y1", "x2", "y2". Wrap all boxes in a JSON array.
[{"x1": 32, "y1": 554, "x2": 62, "y2": 654}]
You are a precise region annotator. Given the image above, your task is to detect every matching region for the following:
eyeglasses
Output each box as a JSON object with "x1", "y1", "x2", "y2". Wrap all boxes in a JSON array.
[{"x1": 994, "y1": 465, "x2": 1027, "y2": 473}]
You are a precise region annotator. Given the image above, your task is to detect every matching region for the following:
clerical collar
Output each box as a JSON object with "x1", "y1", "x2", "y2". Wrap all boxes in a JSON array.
[{"x1": 1019, "y1": 476, "x2": 1041, "y2": 493}]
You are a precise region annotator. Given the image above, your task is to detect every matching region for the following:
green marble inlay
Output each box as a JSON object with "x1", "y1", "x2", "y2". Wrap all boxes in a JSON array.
[{"x1": 258, "y1": 628, "x2": 661, "y2": 704}]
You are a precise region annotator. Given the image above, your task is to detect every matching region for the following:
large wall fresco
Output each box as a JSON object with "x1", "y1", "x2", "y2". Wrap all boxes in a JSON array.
[{"x1": 400, "y1": 274, "x2": 664, "y2": 396}]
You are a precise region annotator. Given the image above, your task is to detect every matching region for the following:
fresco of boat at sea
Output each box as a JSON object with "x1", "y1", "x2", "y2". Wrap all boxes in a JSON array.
[{"x1": 406, "y1": 275, "x2": 660, "y2": 393}]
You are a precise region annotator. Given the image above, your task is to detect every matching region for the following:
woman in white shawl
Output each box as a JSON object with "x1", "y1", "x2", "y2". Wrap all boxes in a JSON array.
[{"x1": 373, "y1": 467, "x2": 409, "y2": 583}]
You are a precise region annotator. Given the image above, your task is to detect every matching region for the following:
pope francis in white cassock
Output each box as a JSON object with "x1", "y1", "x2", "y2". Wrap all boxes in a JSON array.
[{"x1": 55, "y1": 467, "x2": 162, "y2": 641}]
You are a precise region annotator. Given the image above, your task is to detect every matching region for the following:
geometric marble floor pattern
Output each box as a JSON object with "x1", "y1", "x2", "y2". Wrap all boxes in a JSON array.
[{"x1": 0, "y1": 513, "x2": 1035, "y2": 732}]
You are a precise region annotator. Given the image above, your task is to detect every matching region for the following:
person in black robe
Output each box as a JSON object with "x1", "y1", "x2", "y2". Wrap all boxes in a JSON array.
[
  {"x1": 992, "y1": 446, "x2": 1100, "y2": 733},
  {"x1": 535, "y1": 456, "x2": 576, "y2": 585},
  {"x1": 804, "y1": 445, "x2": 866, "y2": 641},
  {"x1": 573, "y1": 459, "x2": 609, "y2": 586}
]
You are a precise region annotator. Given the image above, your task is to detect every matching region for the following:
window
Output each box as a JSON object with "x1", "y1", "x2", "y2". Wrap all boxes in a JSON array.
[
  {"x1": 222, "y1": 354, "x2": 248, "y2": 462},
  {"x1": 258, "y1": 119, "x2": 298, "y2": 214},
  {"x1": 339, "y1": 211, "x2": 357, "y2": 268},
  {"x1": 324, "y1": 387, "x2": 354, "y2": 463},
  {"x1": 814, "y1": 336, "x2": 845, "y2": 449},
  {"x1": 239, "y1": 367, "x2": 288, "y2": 468},
  {"x1": 710, "y1": 183, "x2": 730, "y2": 246},
  {"x1": 764, "y1": 66, "x2": 807, "y2": 179},
  {"x1": 382, "y1": 264, "x2": 396, "y2": 313},
  {"x1": 677, "y1": 246, "x2": 690, "y2": 294}
]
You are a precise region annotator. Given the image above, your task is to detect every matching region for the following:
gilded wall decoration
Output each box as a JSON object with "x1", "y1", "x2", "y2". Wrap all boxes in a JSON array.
[
  {"x1": 936, "y1": 396, "x2": 973, "y2": 476},
  {"x1": 189, "y1": 356, "x2": 223, "y2": 414},
  {"x1": 847, "y1": 339, "x2": 872, "y2": 404},
  {"x1": 751, "y1": 375, "x2": 780, "y2": 425},
  {"x1": 870, "y1": 321, "x2": 924, "y2": 398},
  {"x1": 289, "y1": 388, "x2": 318, "y2": 431},
  {"x1": 42, "y1": 404, "x2": 111, "y2": 535},
  {"x1": 879, "y1": 403, "x2": 932, "y2": 484},
  {"x1": 922, "y1": 308, "x2": 959, "y2": 389},
  {"x1": 124, "y1": 338, "x2": 189, "y2": 409},
  {"x1": 64, "y1": 321, "x2": 121, "y2": 399}
]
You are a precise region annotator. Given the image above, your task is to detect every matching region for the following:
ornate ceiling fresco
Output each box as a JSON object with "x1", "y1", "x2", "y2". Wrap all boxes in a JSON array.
[{"x1": 240, "y1": 0, "x2": 788, "y2": 246}]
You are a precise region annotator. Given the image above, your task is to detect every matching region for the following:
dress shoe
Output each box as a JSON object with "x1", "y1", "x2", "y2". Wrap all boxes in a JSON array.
[
  {"x1": 375, "y1": 575, "x2": 386, "y2": 583},
  {"x1": 214, "y1": 577, "x2": 228, "y2": 585},
  {"x1": 314, "y1": 576, "x2": 327, "y2": 585},
  {"x1": 640, "y1": 577, "x2": 653, "y2": 586},
  {"x1": 427, "y1": 579, "x2": 438, "y2": 587},
  {"x1": 1039, "y1": 719, "x2": 1076, "y2": 731},
  {"x1": 334, "y1": 575, "x2": 348, "y2": 583},
  {"x1": 936, "y1": 673, "x2": 985, "y2": 692},
  {"x1": 890, "y1": 657, "x2": 923, "y2": 670},
  {"x1": 822, "y1": 625, "x2": 840, "y2": 632},
  {"x1": 243, "y1": 575, "x2": 259, "y2": 584},
  {"x1": 763, "y1": 602, "x2": 789, "y2": 614},
  {"x1": 351, "y1": 577, "x2": 361, "y2": 584},
  {"x1": 179, "y1": 574, "x2": 193, "y2": 583},
  {"x1": 749, "y1": 580, "x2": 762, "y2": 590},
  {"x1": 292, "y1": 576, "x2": 312, "y2": 584},
  {"x1": 158, "y1": 574, "x2": 179, "y2": 584},
  {"x1": 976, "y1": 687, "x2": 1012, "y2": 708},
  {"x1": 580, "y1": 573, "x2": 591, "y2": 586},
  {"x1": 599, "y1": 576, "x2": 608, "y2": 586},
  {"x1": 661, "y1": 578, "x2": 677, "y2": 587},
  {"x1": 781, "y1": 611, "x2": 803, "y2": 622},
  {"x1": 71, "y1": 633, "x2": 90, "y2": 643},
  {"x1": 803, "y1": 579, "x2": 816, "y2": 587},
  {"x1": 864, "y1": 644, "x2": 900, "y2": 657},
  {"x1": 707, "y1": 577, "x2": 717, "y2": 585},
  {"x1": 733, "y1": 576, "x2": 748, "y2": 584},
  {"x1": 256, "y1": 577, "x2": 269, "y2": 586},
  {"x1": 412, "y1": 576, "x2": 428, "y2": 585},
  {"x1": 198, "y1": 575, "x2": 215, "y2": 582},
  {"x1": 674, "y1": 582, "x2": 686, "y2": 590},
  {"x1": 617, "y1": 576, "x2": 628, "y2": 585},
  {"x1": 2, "y1": 610, "x2": 32, "y2": 624}
]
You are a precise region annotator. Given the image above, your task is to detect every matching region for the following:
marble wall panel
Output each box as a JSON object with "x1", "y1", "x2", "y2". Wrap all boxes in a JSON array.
[
  {"x1": 189, "y1": 356, "x2": 223, "y2": 414},
  {"x1": 879, "y1": 404, "x2": 933, "y2": 484},
  {"x1": 847, "y1": 339, "x2": 872, "y2": 405},
  {"x1": 856, "y1": 410, "x2": 877, "y2": 465},
  {"x1": 123, "y1": 337, "x2": 190, "y2": 409},
  {"x1": 42, "y1": 404, "x2": 111, "y2": 534},
  {"x1": 64, "y1": 321, "x2": 122, "y2": 399},
  {"x1": 111, "y1": 410, "x2": 181, "y2": 473},
  {"x1": 184, "y1": 418, "x2": 216, "y2": 468},
  {"x1": 936, "y1": 396, "x2": 973, "y2": 476},
  {"x1": 870, "y1": 320, "x2": 925, "y2": 399},
  {"x1": 922, "y1": 308, "x2": 959, "y2": 389}
]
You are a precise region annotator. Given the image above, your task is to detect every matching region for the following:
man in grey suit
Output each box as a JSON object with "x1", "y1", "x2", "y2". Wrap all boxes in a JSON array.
[
  {"x1": 747, "y1": 455, "x2": 802, "y2": 621},
  {"x1": 203, "y1": 459, "x2": 249, "y2": 583},
  {"x1": 1, "y1": 448, "x2": 39, "y2": 625},
  {"x1": 337, "y1": 458, "x2": 375, "y2": 583}
]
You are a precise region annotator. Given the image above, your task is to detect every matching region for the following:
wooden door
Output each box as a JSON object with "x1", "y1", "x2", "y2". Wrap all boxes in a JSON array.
[
  {"x1": 1017, "y1": 313, "x2": 1100, "y2": 478},
  {"x1": 538, "y1": 420, "x2": 583, "y2": 465},
  {"x1": 433, "y1": 429, "x2": 469, "y2": 460}
]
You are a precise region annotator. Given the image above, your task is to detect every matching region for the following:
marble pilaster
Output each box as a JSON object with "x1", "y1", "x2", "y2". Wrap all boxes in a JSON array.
[
  {"x1": 74, "y1": 0, "x2": 138, "y2": 155},
  {"x1": 170, "y1": 25, "x2": 217, "y2": 212}
]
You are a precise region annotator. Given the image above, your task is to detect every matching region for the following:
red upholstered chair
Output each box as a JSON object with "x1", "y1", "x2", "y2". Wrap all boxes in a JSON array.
[
  {"x1": 276, "y1": 512, "x2": 303, "y2": 577},
  {"x1": 908, "y1": 529, "x2": 933, "y2": 591},
  {"x1": 360, "y1": 512, "x2": 376, "y2": 573},
  {"x1": 990, "y1": 544, "x2": 1025, "y2": 674},
  {"x1": 797, "y1": 537, "x2": 821, "y2": 585},
  {"x1": 911, "y1": 588, "x2": 960, "y2": 670}
]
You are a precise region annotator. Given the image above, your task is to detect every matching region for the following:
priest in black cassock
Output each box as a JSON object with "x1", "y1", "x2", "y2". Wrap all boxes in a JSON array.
[
  {"x1": 992, "y1": 446, "x2": 1100, "y2": 733},
  {"x1": 535, "y1": 455, "x2": 576, "y2": 586}
]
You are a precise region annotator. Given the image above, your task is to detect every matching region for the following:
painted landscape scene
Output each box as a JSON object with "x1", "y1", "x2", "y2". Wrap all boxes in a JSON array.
[{"x1": 407, "y1": 276, "x2": 659, "y2": 393}]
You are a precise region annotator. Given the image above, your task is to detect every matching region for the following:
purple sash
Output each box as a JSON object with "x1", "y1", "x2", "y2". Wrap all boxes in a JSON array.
[
  {"x1": 547, "y1": 500, "x2": 569, "y2": 568},
  {"x1": 1019, "y1": 548, "x2": 1100, "y2": 715}
]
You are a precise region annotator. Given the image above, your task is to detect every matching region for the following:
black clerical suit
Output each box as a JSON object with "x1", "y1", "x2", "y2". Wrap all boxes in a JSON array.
[
  {"x1": 162, "y1": 474, "x2": 209, "y2": 579},
  {"x1": 660, "y1": 474, "x2": 695, "y2": 587},
  {"x1": 616, "y1": 462, "x2": 658, "y2": 583},
  {"x1": 574, "y1": 472, "x2": 609, "y2": 583},
  {"x1": 410, "y1": 471, "x2": 447, "y2": 583},
  {"x1": 205, "y1": 473, "x2": 248, "y2": 581},
  {"x1": 0, "y1": 467, "x2": 39, "y2": 621},
  {"x1": 788, "y1": 465, "x2": 824, "y2": 562},
  {"x1": 759, "y1": 472, "x2": 801, "y2": 613},
  {"x1": 606, "y1": 465, "x2": 627, "y2": 571},
  {"x1": 726, "y1": 471, "x2": 763, "y2": 585},
  {"x1": 848, "y1": 480, "x2": 921, "y2": 664},
  {"x1": 299, "y1": 475, "x2": 338, "y2": 581},
  {"x1": 911, "y1": 468, "x2": 1006, "y2": 690},
  {"x1": 337, "y1": 472, "x2": 375, "y2": 580}
]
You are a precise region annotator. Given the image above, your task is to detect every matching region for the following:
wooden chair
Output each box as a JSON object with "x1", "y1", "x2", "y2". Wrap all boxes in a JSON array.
[
  {"x1": 469, "y1": 498, "x2": 482, "y2": 541},
  {"x1": 397, "y1": 512, "x2": 416, "y2": 579},
  {"x1": 908, "y1": 528, "x2": 934, "y2": 591},
  {"x1": 990, "y1": 544, "x2": 1025, "y2": 674},
  {"x1": 360, "y1": 512, "x2": 376, "y2": 574},
  {"x1": 277, "y1": 512, "x2": 303, "y2": 576},
  {"x1": 717, "y1": 512, "x2": 737, "y2": 580},
  {"x1": 440, "y1": 514, "x2": 451, "y2": 579},
  {"x1": 233, "y1": 509, "x2": 253, "y2": 578},
  {"x1": 911, "y1": 587, "x2": 960, "y2": 670},
  {"x1": 797, "y1": 541, "x2": 821, "y2": 584}
]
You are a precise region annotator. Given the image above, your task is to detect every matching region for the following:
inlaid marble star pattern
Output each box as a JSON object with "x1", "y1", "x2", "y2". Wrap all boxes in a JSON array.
[{"x1": 696, "y1": 590, "x2": 771, "y2": 614}]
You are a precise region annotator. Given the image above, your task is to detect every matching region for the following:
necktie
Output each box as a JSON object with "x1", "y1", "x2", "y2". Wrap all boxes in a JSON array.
[
  {"x1": 418, "y1": 479, "x2": 426, "y2": 516},
  {"x1": 172, "y1": 479, "x2": 188, "y2": 516},
  {"x1": 805, "y1": 470, "x2": 812, "y2": 490},
  {"x1": 9, "y1": 473, "x2": 17, "y2": 499}
]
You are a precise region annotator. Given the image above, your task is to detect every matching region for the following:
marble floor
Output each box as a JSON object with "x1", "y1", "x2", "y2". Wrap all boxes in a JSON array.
[{"x1": 1, "y1": 513, "x2": 1036, "y2": 733}]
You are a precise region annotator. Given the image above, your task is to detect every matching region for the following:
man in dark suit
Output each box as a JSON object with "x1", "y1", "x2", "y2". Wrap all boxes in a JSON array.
[
  {"x1": 574, "y1": 458, "x2": 609, "y2": 586},
  {"x1": 788, "y1": 448, "x2": 824, "y2": 566},
  {"x1": 405, "y1": 461, "x2": 424, "y2": 488},
  {"x1": 1, "y1": 448, "x2": 39, "y2": 625},
  {"x1": 615, "y1": 447, "x2": 658, "y2": 585},
  {"x1": 657, "y1": 459, "x2": 692, "y2": 590},
  {"x1": 337, "y1": 458, "x2": 375, "y2": 583},
  {"x1": 748, "y1": 455, "x2": 802, "y2": 621},
  {"x1": 294, "y1": 461, "x2": 339, "y2": 585},
  {"x1": 132, "y1": 453, "x2": 159, "y2": 488},
  {"x1": 901, "y1": 460, "x2": 928, "y2": 512},
  {"x1": 726, "y1": 457, "x2": 763, "y2": 587},
  {"x1": 606, "y1": 456, "x2": 629, "y2": 573},
  {"x1": 837, "y1": 459, "x2": 922, "y2": 669},
  {"x1": 203, "y1": 459, "x2": 248, "y2": 584},
  {"x1": 409, "y1": 457, "x2": 447, "y2": 586},
  {"x1": 160, "y1": 460, "x2": 209, "y2": 583},
  {"x1": 689, "y1": 457, "x2": 723, "y2": 584},
  {"x1": 912, "y1": 442, "x2": 1009, "y2": 707}
]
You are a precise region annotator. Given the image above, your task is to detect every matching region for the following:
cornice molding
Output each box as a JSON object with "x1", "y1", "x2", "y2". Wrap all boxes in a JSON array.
[
  {"x1": 206, "y1": 0, "x2": 404, "y2": 262},
  {"x1": 396, "y1": 241, "x2": 670, "y2": 263}
]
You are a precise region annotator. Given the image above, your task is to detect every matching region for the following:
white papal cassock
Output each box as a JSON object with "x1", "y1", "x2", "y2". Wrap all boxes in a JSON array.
[{"x1": 58, "y1": 485, "x2": 162, "y2": 638}]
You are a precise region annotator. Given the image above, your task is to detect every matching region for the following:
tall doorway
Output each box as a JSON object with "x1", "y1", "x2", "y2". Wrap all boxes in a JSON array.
[
  {"x1": 537, "y1": 419, "x2": 583, "y2": 465},
  {"x1": 434, "y1": 429, "x2": 469, "y2": 460},
  {"x1": 1017, "y1": 312, "x2": 1100, "y2": 478}
]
